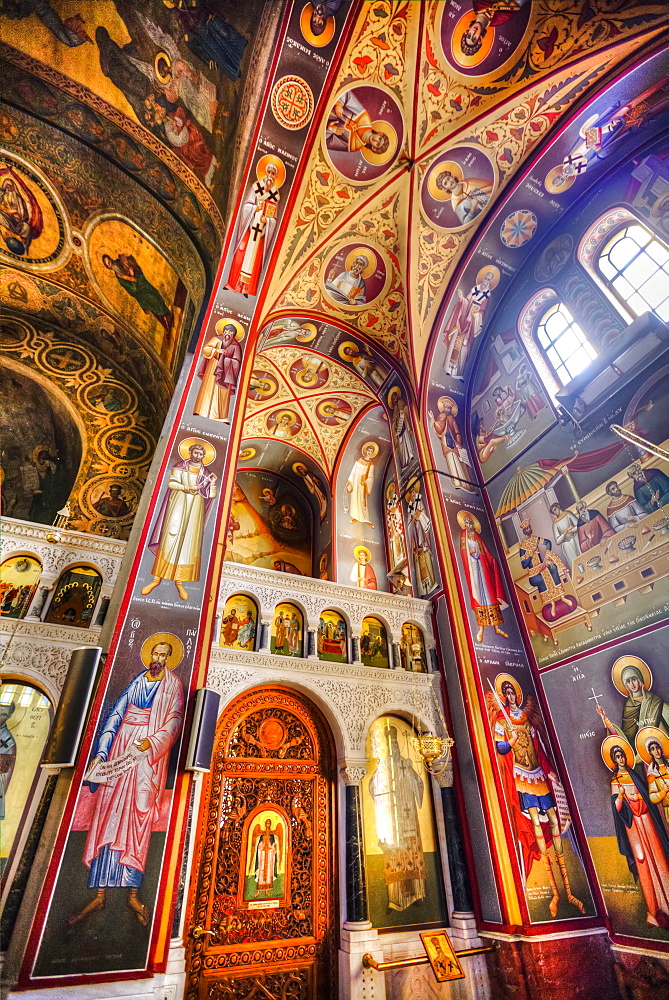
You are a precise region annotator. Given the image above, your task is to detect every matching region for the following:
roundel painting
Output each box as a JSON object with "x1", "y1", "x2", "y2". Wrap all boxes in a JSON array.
[
  {"x1": 422, "y1": 146, "x2": 496, "y2": 232},
  {"x1": 440, "y1": 0, "x2": 532, "y2": 78},
  {"x1": 324, "y1": 85, "x2": 404, "y2": 184}
]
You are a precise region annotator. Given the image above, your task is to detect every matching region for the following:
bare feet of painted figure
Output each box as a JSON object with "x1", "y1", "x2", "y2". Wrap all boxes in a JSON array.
[
  {"x1": 69, "y1": 888, "x2": 150, "y2": 926},
  {"x1": 140, "y1": 577, "x2": 189, "y2": 600}
]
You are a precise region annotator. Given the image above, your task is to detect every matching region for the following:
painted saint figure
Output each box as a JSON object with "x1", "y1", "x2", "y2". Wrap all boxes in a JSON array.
[
  {"x1": 369, "y1": 725, "x2": 426, "y2": 911},
  {"x1": 70, "y1": 639, "x2": 184, "y2": 927},
  {"x1": 605, "y1": 480, "x2": 647, "y2": 532},
  {"x1": 596, "y1": 656, "x2": 669, "y2": 753},
  {"x1": 193, "y1": 319, "x2": 243, "y2": 422},
  {"x1": 0, "y1": 702, "x2": 16, "y2": 822},
  {"x1": 345, "y1": 440, "x2": 378, "y2": 526},
  {"x1": 442, "y1": 268, "x2": 498, "y2": 377},
  {"x1": 518, "y1": 518, "x2": 569, "y2": 615},
  {"x1": 293, "y1": 463, "x2": 328, "y2": 524},
  {"x1": 488, "y1": 674, "x2": 585, "y2": 918},
  {"x1": 637, "y1": 727, "x2": 669, "y2": 831},
  {"x1": 550, "y1": 503, "x2": 580, "y2": 570},
  {"x1": 326, "y1": 90, "x2": 391, "y2": 158},
  {"x1": 429, "y1": 396, "x2": 475, "y2": 492},
  {"x1": 629, "y1": 463, "x2": 669, "y2": 513},
  {"x1": 459, "y1": 0, "x2": 530, "y2": 59},
  {"x1": 0, "y1": 166, "x2": 43, "y2": 256},
  {"x1": 575, "y1": 501, "x2": 615, "y2": 552},
  {"x1": 250, "y1": 817, "x2": 283, "y2": 895},
  {"x1": 385, "y1": 487, "x2": 406, "y2": 568},
  {"x1": 602, "y1": 736, "x2": 669, "y2": 928},
  {"x1": 434, "y1": 168, "x2": 492, "y2": 226},
  {"x1": 407, "y1": 480, "x2": 437, "y2": 596},
  {"x1": 350, "y1": 545, "x2": 377, "y2": 590},
  {"x1": 226, "y1": 156, "x2": 283, "y2": 297},
  {"x1": 102, "y1": 254, "x2": 172, "y2": 332},
  {"x1": 325, "y1": 253, "x2": 368, "y2": 306},
  {"x1": 457, "y1": 511, "x2": 508, "y2": 643},
  {"x1": 142, "y1": 441, "x2": 217, "y2": 601},
  {"x1": 389, "y1": 389, "x2": 416, "y2": 469}
]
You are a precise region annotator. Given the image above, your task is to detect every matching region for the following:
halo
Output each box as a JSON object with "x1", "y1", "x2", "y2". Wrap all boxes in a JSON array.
[
  {"x1": 438, "y1": 394, "x2": 458, "y2": 415},
  {"x1": 494, "y1": 672, "x2": 523, "y2": 706},
  {"x1": 360, "y1": 120, "x2": 398, "y2": 166},
  {"x1": 456, "y1": 509, "x2": 481, "y2": 532},
  {"x1": 387, "y1": 385, "x2": 402, "y2": 409},
  {"x1": 300, "y1": 2, "x2": 335, "y2": 47},
  {"x1": 450, "y1": 10, "x2": 495, "y2": 69},
  {"x1": 256, "y1": 153, "x2": 286, "y2": 189},
  {"x1": 405, "y1": 475, "x2": 421, "y2": 494},
  {"x1": 361, "y1": 440, "x2": 379, "y2": 458},
  {"x1": 250, "y1": 370, "x2": 278, "y2": 396},
  {"x1": 354, "y1": 545, "x2": 372, "y2": 560},
  {"x1": 271, "y1": 409, "x2": 298, "y2": 426},
  {"x1": 611, "y1": 655, "x2": 652, "y2": 697},
  {"x1": 140, "y1": 632, "x2": 184, "y2": 671},
  {"x1": 215, "y1": 317, "x2": 245, "y2": 341},
  {"x1": 601, "y1": 735, "x2": 635, "y2": 771},
  {"x1": 178, "y1": 437, "x2": 216, "y2": 466},
  {"x1": 427, "y1": 160, "x2": 463, "y2": 201},
  {"x1": 544, "y1": 164, "x2": 577, "y2": 195},
  {"x1": 386, "y1": 480, "x2": 397, "y2": 498},
  {"x1": 239, "y1": 446, "x2": 256, "y2": 461},
  {"x1": 475, "y1": 265, "x2": 500, "y2": 289},
  {"x1": 338, "y1": 340, "x2": 361, "y2": 361},
  {"x1": 636, "y1": 726, "x2": 669, "y2": 765},
  {"x1": 295, "y1": 322, "x2": 317, "y2": 342},
  {"x1": 344, "y1": 246, "x2": 377, "y2": 279},
  {"x1": 292, "y1": 461, "x2": 308, "y2": 475},
  {"x1": 154, "y1": 51, "x2": 172, "y2": 84}
]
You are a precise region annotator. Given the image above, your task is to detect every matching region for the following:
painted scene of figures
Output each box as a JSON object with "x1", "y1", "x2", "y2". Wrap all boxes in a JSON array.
[
  {"x1": 271, "y1": 603, "x2": 303, "y2": 658},
  {"x1": 317, "y1": 610, "x2": 347, "y2": 663},
  {"x1": 220, "y1": 594, "x2": 257, "y2": 651}
]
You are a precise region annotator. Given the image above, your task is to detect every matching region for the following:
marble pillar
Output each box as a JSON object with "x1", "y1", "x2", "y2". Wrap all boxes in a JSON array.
[{"x1": 259, "y1": 618, "x2": 271, "y2": 652}]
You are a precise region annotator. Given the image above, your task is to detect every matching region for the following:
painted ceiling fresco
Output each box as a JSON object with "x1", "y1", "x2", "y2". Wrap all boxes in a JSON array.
[{"x1": 259, "y1": 0, "x2": 669, "y2": 384}]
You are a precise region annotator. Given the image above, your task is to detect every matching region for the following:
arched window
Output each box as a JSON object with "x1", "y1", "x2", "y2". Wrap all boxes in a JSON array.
[
  {"x1": 0, "y1": 556, "x2": 41, "y2": 619},
  {"x1": 44, "y1": 565, "x2": 102, "y2": 628},
  {"x1": 535, "y1": 301, "x2": 597, "y2": 386},
  {"x1": 597, "y1": 223, "x2": 669, "y2": 322}
]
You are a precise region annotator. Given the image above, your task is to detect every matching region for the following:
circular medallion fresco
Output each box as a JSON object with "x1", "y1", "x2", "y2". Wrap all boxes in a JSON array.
[
  {"x1": 440, "y1": 0, "x2": 532, "y2": 78},
  {"x1": 290, "y1": 356, "x2": 329, "y2": 389},
  {"x1": 266, "y1": 408, "x2": 302, "y2": 438},
  {"x1": 271, "y1": 75, "x2": 315, "y2": 131},
  {"x1": 248, "y1": 370, "x2": 279, "y2": 401},
  {"x1": 0, "y1": 155, "x2": 69, "y2": 268},
  {"x1": 500, "y1": 208, "x2": 538, "y2": 248},
  {"x1": 316, "y1": 397, "x2": 353, "y2": 426},
  {"x1": 324, "y1": 85, "x2": 404, "y2": 183},
  {"x1": 322, "y1": 242, "x2": 387, "y2": 310},
  {"x1": 421, "y1": 145, "x2": 496, "y2": 231}
]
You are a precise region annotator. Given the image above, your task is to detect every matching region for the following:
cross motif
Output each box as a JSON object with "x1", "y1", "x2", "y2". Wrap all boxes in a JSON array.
[
  {"x1": 109, "y1": 432, "x2": 145, "y2": 459},
  {"x1": 49, "y1": 348, "x2": 83, "y2": 370},
  {"x1": 279, "y1": 87, "x2": 307, "y2": 122}
]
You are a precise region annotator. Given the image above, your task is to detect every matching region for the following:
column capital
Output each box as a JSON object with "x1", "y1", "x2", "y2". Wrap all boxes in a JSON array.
[
  {"x1": 340, "y1": 760, "x2": 368, "y2": 786},
  {"x1": 431, "y1": 761, "x2": 454, "y2": 788}
]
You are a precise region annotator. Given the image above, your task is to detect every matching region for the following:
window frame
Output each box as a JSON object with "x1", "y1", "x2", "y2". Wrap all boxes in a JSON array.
[
  {"x1": 595, "y1": 220, "x2": 669, "y2": 323},
  {"x1": 533, "y1": 299, "x2": 598, "y2": 388}
]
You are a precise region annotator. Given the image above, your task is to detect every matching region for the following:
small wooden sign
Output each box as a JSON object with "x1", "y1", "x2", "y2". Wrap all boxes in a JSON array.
[{"x1": 420, "y1": 931, "x2": 465, "y2": 983}]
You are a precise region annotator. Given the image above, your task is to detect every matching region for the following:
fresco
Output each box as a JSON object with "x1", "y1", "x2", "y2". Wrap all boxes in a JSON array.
[
  {"x1": 486, "y1": 357, "x2": 669, "y2": 668},
  {"x1": 324, "y1": 85, "x2": 403, "y2": 183},
  {"x1": 0, "y1": 556, "x2": 41, "y2": 620},
  {"x1": 400, "y1": 624, "x2": 427, "y2": 673},
  {"x1": 0, "y1": 156, "x2": 68, "y2": 265},
  {"x1": 225, "y1": 155, "x2": 286, "y2": 297},
  {"x1": 362, "y1": 715, "x2": 448, "y2": 930},
  {"x1": 317, "y1": 610, "x2": 348, "y2": 663},
  {"x1": 44, "y1": 565, "x2": 102, "y2": 628},
  {"x1": 0, "y1": 680, "x2": 53, "y2": 880},
  {"x1": 322, "y1": 242, "x2": 387, "y2": 310},
  {"x1": 439, "y1": 0, "x2": 531, "y2": 79},
  {"x1": 335, "y1": 405, "x2": 390, "y2": 592},
  {"x1": 542, "y1": 625, "x2": 669, "y2": 943},
  {"x1": 220, "y1": 594, "x2": 257, "y2": 651},
  {"x1": 225, "y1": 471, "x2": 312, "y2": 576},
  {"x1": 241, "y1": 808, "x2": 289, "y2": 905},
  {"x1": 421, "y1": 146, "x2": 496, "y2": 232},
  {"x1": 193, "y1": 317, "x2": 245, "y2": 422},
  {"x1": 271, "y1": 603, "x2": 303, "y2": 658},
  {"x1": 361, "y1": 617, "x2": 390, "y2": 669}
]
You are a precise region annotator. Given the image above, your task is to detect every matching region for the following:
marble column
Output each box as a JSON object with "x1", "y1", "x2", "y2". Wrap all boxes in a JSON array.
[
  {"x1": 433, "y1": 764, "x2": 474, "y2": 914},
  {"x1": 350, "y1": 636, "x2": 361, "y2": 665},
  {"x1": 92, "y1": 595, "x2": 111, "y2": 628},
  {"x1": 259, "y1": 618, "x2": 271, "y2": 652},
  {"x1": 340, "y1": 765, "x2": 370, "y2": 927},
  {"x1": 307, "y1": 627, "x2": 318, "y2": 659},
  {"x1": 391, "y1": 641, "x2": 402, "y2": 669},
  {"x1": 24, "y1": 582, "x2": 54, "y2": 622}
]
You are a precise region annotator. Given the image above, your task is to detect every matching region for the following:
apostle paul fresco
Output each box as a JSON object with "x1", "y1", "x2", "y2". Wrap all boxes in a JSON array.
[
  {"x1": 142, "y1": 441, "x2": 217, "y2": 601},
  {"x1": 70, "y1": 639, "x2": 184, "y2": 928},
  {"x1": 102, "y1": 253, "x2": 172, "y2": 333}
]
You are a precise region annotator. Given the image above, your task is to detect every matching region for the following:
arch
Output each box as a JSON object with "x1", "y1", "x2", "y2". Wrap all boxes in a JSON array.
[
  {"x1": 219, "y1": 592, "x2": 259, "y2": 652},
  {"x1": 400, "y1": 622, "x2": 428, "y2": 672},
  {"x1": 0, "y1": 554, "x2": 41, "y2": 619},
  {"x1": 270, "y1": 601, "x2": 304, "y2": 657},
  {"x1": 594, "y1": 218, "x2": 669, "y2": 323},
  {"x1": 317, "y1": 608, "x2": 348, "y2": 663},
  {"x1": 43, "y1": 563, "x2": 102, "y2": 628},
  {"x1": 360, "y1": 615, "x2": 390, "y2": 669}
]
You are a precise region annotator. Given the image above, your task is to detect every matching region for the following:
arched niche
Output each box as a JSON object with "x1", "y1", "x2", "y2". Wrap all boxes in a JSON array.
[
  {"x1": 270, "y1": 602, "x2": 304, "y2": 658},
  {"x1": 317, "y1": 609, "x2": 348, "y2": 664},
  {"x1": 220, "y1": 593, "x2": 258, "y2": 651},
  {"x1": 44, "y1": 564, "x2": 102, "y2": 628},
  {"x1": 360, "y1": 616, "x2": 390, "y2": 669},
  {"x1": 400, "y1": 623, "x2": 427, "y2": 673},
  {"x1": 0, "y1": 555, "x2": 41, "y2": 619},
  {"x1": 0, "y1": 361, "x2": 82, "y2": 525}
]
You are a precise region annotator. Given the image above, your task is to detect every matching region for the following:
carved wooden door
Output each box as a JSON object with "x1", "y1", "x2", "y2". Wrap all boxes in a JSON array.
[{"x1": 185, "y1": 686, "x2": 336, "y2": 1000}]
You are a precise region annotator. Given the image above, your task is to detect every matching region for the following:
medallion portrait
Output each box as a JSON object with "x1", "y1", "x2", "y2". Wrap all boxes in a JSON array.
[
  {"x1": 289, "y1": 355, "x2": 329, "y2": 390},
  {"x1": 324, "y1": 85, "x2": 403, "y2": 183},
  {"x1": 266, "y1": 408, "x2": 302, "y2": 439},
  {"x1": 440, "y1": 0, "x2": 532, "y2": 78},
  {"x1": 0, "y1": 156, "x2": 68, "y2": 267},
  {"x1": 323, "y1": 243, "x2": 387, "y2": 310},
  {"x1": 316, "y1": 397, "x2": 353, "y2": 426},
  {"x1": 422, "y1": 146, "x2": 496, "y2": 231}
]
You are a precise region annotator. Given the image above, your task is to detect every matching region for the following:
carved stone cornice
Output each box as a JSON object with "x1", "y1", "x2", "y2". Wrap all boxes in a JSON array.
[
  {"x1": 219, "y1": 562, "x2": 434, "y2": 637},
  {"x1": 1, "y1": 516, "x2": 125, "y2": 584}
]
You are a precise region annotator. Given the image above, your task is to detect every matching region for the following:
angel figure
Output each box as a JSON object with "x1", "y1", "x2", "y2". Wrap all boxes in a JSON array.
[
  {"x1": 485, "y1": 674, "x2": 586, "y2": 919},
  {"x1": 249, "y1": 818, "x2": 283, "y2": 895}
]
